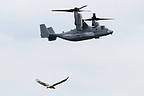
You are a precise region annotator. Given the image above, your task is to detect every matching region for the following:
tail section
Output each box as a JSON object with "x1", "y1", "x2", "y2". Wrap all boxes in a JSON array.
[
  {"x1": 40, "y1": 24, "x2": 49, "y2": 38},
  {"x1": 40, "y1": 24, "x2": 57, "y2": 41},
  {"x1": 47, "y1": 27, "x2": 55, "y2": 34}
]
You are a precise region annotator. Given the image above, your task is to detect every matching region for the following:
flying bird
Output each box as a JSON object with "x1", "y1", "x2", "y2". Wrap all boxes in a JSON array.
[{"x1": 36, "y1": 77, "x2": 69, "y2": 89}]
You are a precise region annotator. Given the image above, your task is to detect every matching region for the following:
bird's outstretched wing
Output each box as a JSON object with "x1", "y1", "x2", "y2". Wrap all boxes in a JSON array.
[
  {"x1": 52, "y1": 77, "x2": 69, "y2": 87},
  {"x1": 36, "y1": 79, "x2": 49, "y2": 87}
]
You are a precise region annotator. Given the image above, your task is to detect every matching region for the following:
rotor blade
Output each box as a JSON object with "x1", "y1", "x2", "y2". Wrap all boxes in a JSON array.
[
  {"x1": 52, "y1": 5, "x2": 88, "y2": 12},
  {"x1": 84, "y1": 18, "x2": 113, "y2": 21},
  {"x1": 52, "y1": 9, "x2": 73, "y2": 12},
  {"x1": 79, "y1": 10, "x2": 90, "y2": 12},
  {"x1": 84, "y1": 18, "x2": 92, "y2": 21},
  {"x1": 52, "y1": 9, "x2": 89, "y2": 12},
  {"x1": 84, "y1": 13, "x2": 113, "y2": 21},
  {"x1": 79, "y1": 5, "x2": 88, "y2": 9},
  {"x1": 96, "y1": 18, "x2": 113, "y2": 20}
]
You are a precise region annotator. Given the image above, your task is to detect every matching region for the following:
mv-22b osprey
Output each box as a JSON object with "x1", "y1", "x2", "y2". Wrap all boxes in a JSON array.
[{"x1": 40, "y1": 5, "x2": 113, "y2": 42}]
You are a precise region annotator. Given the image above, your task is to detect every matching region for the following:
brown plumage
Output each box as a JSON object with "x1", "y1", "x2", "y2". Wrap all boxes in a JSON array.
[{"x1": 36, "y1": 77, "x2": 69, "y2": 89}]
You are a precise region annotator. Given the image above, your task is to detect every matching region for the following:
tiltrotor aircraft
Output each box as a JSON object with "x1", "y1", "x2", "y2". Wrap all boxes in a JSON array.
[{"x1": 40, "y1": 5, "x2": 113, "y2": 41}]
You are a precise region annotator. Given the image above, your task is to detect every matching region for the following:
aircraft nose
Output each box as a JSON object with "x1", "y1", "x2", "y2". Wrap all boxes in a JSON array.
[{"x1": 108, "y1": 30, "x2": 113, "y2": 35}]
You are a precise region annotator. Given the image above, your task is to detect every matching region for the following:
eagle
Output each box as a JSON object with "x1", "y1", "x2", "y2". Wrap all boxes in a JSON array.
[{"x1": 36, "y1": 77, "x2": 69, "y2": 89}]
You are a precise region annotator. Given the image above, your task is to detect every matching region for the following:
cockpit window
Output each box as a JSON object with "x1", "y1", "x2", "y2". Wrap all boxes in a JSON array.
[{"x1": 101, "y1": 26, "x2": 105, "y2": 30}]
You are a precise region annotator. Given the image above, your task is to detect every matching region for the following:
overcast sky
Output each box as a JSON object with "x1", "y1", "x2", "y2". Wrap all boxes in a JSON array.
[{"x1": 0, "y1": 0, "x2": 144, "y2": 96}]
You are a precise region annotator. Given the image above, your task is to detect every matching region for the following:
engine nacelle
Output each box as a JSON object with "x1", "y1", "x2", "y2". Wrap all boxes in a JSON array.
[{"x1": 75, "y1": 13, "x2": 83, "y2": 31}]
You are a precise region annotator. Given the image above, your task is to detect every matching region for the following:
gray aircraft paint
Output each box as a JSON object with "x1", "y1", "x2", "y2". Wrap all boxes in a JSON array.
[{"x1": 40, "y1": 6, "x2": 113, "y2": 41}]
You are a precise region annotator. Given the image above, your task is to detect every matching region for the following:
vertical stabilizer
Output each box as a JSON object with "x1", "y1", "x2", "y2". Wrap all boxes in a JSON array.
[
  {"x1": 47, "y1": 27, "x2": 57, "y2": 41},
  {"x1": 47, "y1": 27, "x2": 55, "y2": 34},
  {"x1": 40, "y1": 24, "x2": 49, "y2": 38}
]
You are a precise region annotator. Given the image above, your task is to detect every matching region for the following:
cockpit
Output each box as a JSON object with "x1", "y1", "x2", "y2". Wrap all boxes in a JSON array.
[{"x1": 100, "y1": 26, "x2": 105, "y2": 30}]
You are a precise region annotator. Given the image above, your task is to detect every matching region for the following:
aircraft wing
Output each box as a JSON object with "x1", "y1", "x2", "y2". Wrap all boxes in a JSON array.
[
  {"x1": 52, "y1": 77, "x2": 69, "y2": 87},
  {"x1": 36, "y1": 79, "x2": 49, "y2": 87},
  {"x1": 82, "y1": 21, "x2": 88, "y2": 30}
]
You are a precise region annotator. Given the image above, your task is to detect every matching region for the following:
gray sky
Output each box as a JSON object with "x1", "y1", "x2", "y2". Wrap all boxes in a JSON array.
[{"x1": 0, "y1": 0, "x2": 144, "y2": 96}]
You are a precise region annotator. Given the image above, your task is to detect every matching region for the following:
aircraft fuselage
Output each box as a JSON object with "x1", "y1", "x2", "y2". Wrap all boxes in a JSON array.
[{"x1": 54, "y1": 26, "x2": 113, "y2": 41}]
